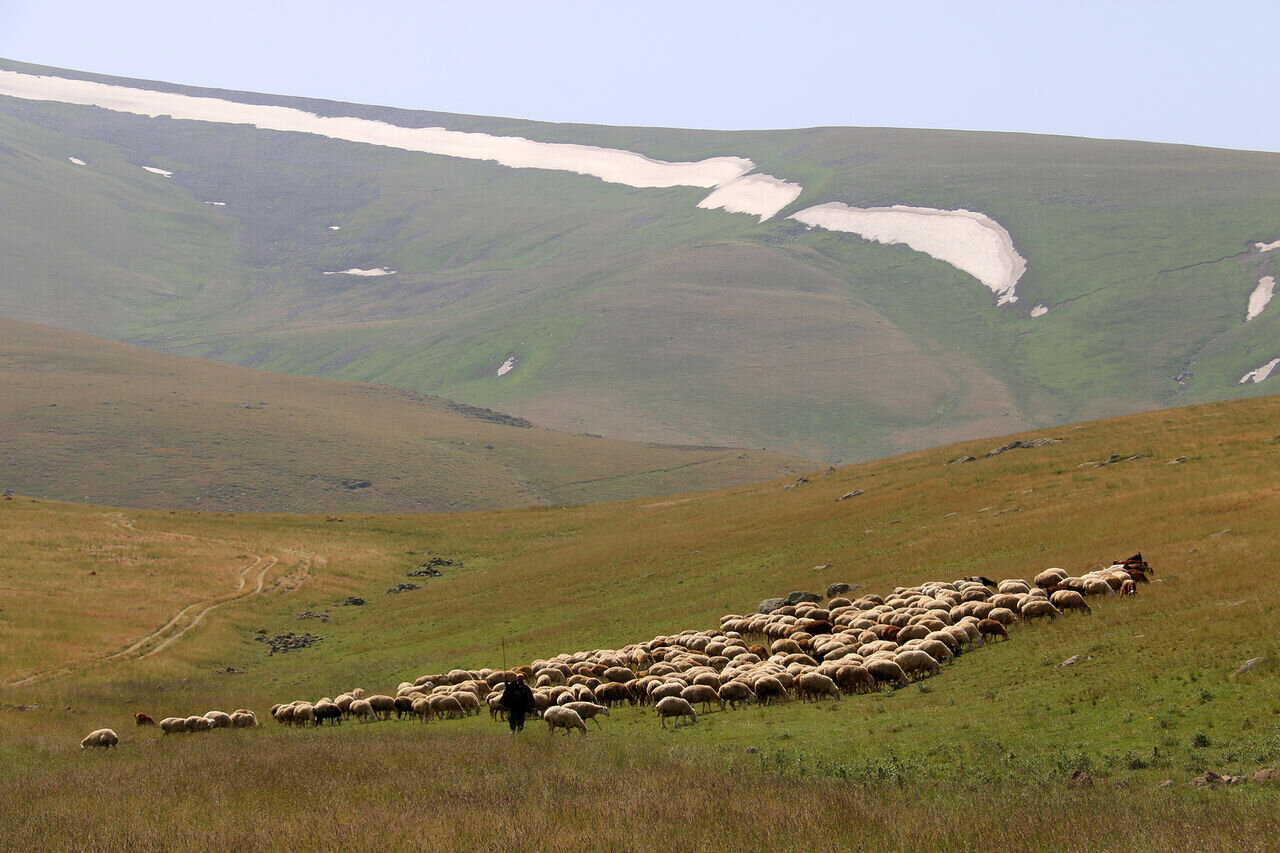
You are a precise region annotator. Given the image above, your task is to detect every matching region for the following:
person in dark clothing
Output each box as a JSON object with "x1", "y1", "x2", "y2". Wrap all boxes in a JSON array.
[{"x1": 500, "y1": 672, "x2": 535, "y2": 733}]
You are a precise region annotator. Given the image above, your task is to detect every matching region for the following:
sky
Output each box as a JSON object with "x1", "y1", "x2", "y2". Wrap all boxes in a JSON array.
[{"x1": 0, "y1": 0, "x2": 1275, "y2": 152}]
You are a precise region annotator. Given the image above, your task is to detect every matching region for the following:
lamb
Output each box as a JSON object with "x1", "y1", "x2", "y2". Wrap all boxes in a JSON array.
[
  {"x1": 563, "y1": 701, "x2": 610, "y2": 729},
  {"x1": 80, "y1": 728, "x2": 119, "y2": 749},
  {"x1": 543, "y1": 706, "x2": 588, "y2": 736},
  {"x1": 655, "y1": 696, "x2": 698, "y2": 729}
]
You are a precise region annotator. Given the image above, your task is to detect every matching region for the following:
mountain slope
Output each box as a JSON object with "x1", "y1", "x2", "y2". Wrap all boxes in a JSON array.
[
  {"x1": 2, "y1": 58, "x2": 1277, "y2": 462},
  {"x1": 0, "y1": 317, "x2": 804, "y2": 512}
]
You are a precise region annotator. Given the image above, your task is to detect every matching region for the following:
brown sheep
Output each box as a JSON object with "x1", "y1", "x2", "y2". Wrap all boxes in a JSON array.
[
  {"x1": 753, "y1": 675, "x2": 788, "y2": 705},
  {"x1": 134, "y1": 713, "x2": 156, "y2": 727},
  {"x1": 834, "y1": 664, "x2": 876, "y2": 695},
  {"x1": 1050, "y1": 589, "x2": 1092, "y2": 615},
  {"x1": 680, "y1": 684, "x2": 725, "y2": 713},
  {"x1": 977, "y1": 618, "x2": 1009, "y2": 641},
  {"x1": 797, "y1": 672, "x2": 840, "y2": 702},
  {"x1": 718, "y1": 681, "x2": 756, "y2": 709}
]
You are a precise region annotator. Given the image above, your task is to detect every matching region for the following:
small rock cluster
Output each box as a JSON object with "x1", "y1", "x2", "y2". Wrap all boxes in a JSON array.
[
  {"x1": 254, "y1": 632, "x2": 323, "y2": 654},
  {"x1": 386, "y1": 583, "x2": 420, "y2": 595}
]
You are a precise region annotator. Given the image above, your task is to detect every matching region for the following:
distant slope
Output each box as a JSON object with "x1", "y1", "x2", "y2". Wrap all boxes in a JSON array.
[
  {"x1": 1, "y1": 58, "x2": 1278, "y2": 463},
  {"x1": 0, "y1": 318, "x2": 804, "y2": 512}
]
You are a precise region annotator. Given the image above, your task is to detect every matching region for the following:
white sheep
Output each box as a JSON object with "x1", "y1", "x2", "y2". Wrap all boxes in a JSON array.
[
  {"x1": 159, "y1": 717, "x2": 187, "y2": 734},
  {"x1": 543, "y1": 706, "x2": 588, "y2": 736},
  {"x1": 203, "y1": 711, "x2": 233, "y2": 729},
  {"x1": 80, "y1": 728, "x2": 119, "y2": 749},
  {"x1": 655, "y1": 696, "x2": 698, "y2": 729},
  {"x1": 562, "y1": 701, "x2": 610, "y2": 730}
]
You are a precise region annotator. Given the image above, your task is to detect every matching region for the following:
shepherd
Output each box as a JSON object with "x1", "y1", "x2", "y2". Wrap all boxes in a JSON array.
[{"x1": 500, "y1": 672, "x2": 535, "y2": 733}]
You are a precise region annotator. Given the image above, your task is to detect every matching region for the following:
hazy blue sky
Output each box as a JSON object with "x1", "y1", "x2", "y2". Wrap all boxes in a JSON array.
[{"x1": 1, "y1": 0, "x2": 1275, "y2": 152}]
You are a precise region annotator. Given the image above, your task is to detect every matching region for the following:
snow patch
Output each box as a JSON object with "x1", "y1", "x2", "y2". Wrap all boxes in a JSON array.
[
  {"x1": 67, "y1": 156, "x2": 86, "y2": 165},
  {"x1": 1239, "y1": 358, "x2": 1279, "y2": 384},
  {"x1": 497, "y1": 356, "x2": 517, "y2": 377},
  {"x1": 1030, "y1": 303, "x2": 1049, "y2": 318},
  {"x1": 328, "y1": 225, "x2": 341, "y2": 231},
  {"x1": 1247, "y1": 276, "x2": 1274, "y2": 321},
  {"x1": 1255, "y1": 239, "x2": 1280, "y2": 253},
  {"x1": 790, "y1": 203, "x2": 1027, "y2": 303},
  {"x1": 202, "y1": 200, "x2": 226, "y2": 206},
  {"x1": 322, "y1": 267, "x2": 396, "y2": 277},
  {"x1": 696, "y1": 173, "x2": 803, "y2": 221},
  {"x1": 142, "y1": 166, "x2": 172, "y2": 177},
  {"x1": 0, "y1": 70, "x2": 753, "y2": 190}
]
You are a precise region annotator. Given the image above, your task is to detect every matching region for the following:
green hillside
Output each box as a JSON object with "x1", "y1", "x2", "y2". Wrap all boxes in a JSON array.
[
  {"x1": 1, "y1": 394, "x2": 1277, "y2": 848},
  {"x1": 0, "y1": 316, "x2": 804, "y2": 512},
  {"x1": 2, "y1": 58, "x2": 1278, "y2": 465}
]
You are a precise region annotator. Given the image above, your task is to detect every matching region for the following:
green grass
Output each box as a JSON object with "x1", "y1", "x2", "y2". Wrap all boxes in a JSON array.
[{"x1": 1, "y1": 395, "x2": 1278, "y2": 848}]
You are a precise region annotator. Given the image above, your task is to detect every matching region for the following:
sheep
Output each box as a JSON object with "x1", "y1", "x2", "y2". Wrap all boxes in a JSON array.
[
  {"x1": 159, "y1": 717, "x2": 187, "y2": 735},
  {"x1": 1050, "y1": 589, "x2": 1092, "y2": 615},
  {"x1": 133, "y1": 713, "x2": 156, "y2": 727},
  {"x1": 833, "y1": 664, "x2": 876, "y2": 695},
  {"x1": 230, "y1": 710, "x2": 259, "y2": 728},
  {"x1": 453, "y1": 692, "x2": 482, "y2": 717},
  {"x1": 977, "y1": 618, "x2": 1009, "y2": 641},
  {"x1": 366, "y1": 694, "x2": 396, "y2": 721},
  {"x1": 292, "y1": 703, "x2": 316, "y2": 727},
  {"x1": 796, "y1": 672, "x2": 840, "y2": 702},
  {"x1": 681, "y1": 684, "x2": 726, "y2": 713},
  {"x1": 314, "y1": 701, "x2": 343, "y2": 725},
  {"x1": 1034, "y1": 568, "x2": 1069, "y2": 589},
  {"x1": 865, "y1": 658, "x2": 908, "y2": 689},
  {"x1": 894, "y1": 649, "x2": 941, "y2": 681},
  {"x1": 203, "y1": 711, "x2": 233, "y2": 729},
  {"x1": 430, "y1": 694, "x2": 465, "y2": 720},
  {"x1": 563, "y1": 701, "x2": 610, "y2": 730},
  {"x1": 718, "y1": 680, "x2": 756, "y2": 709},
  {"x1": 543, "y1": 706, "x2": 588, "y2": 736},
  {"x1": 349, "y1": 699, "x2": 375, "y2": 722},
  {"x1": 411, "y1": 697, "x2": 433, "y2": 723},
  {"x1": 80, "y1": 728, "x2": 119, "y2": 749},
  {"x1": 185, "y1": 715, "x2": 213, "y2": 732},
  {"x1": 1019, "y1": 599, "x2": 1061, "y2": 621},
  {"x1": 655, "y1": 696, "x2": 698, "y2": 729},
  {"x1": 752, "y1": 675, "x2": 788, "y2": 706}
]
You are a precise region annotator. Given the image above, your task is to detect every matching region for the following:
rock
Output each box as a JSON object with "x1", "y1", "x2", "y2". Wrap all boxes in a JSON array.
[
  {"x1": 811, "y1": 564, "x2": 831, "y2": 572},
  {"x1": 386, "y1": 582, "x2": 420, "y2": 594},
  {"x1": 745, "y1": 746, "x2": 757, "y2": 754},
  {"x1": 342, "y1": 596, "x2": 366, "y2": 606},
  {"x1": 757, "y1": 597, "x2": 787, "y2": 614},
  {"x1": 1060, "y1": 655, "x2": 1082, "y2": 667},
  {"x1": 1190, "y1": 771, "x2": 1227, "y2": 788},
  {"x1": 254, "y1": 632, "x2": 322, "y2": 655},
  {"x1": 785, "y1": 590, "x2": 821, "y2": 605},
  {"x1": 946, "y1": 455, "x2": 976, "y2": 465},
  {"x1": 1157, "y1": 779, "x2": 1175, "y2": 789},
  {"x1": 1252, "y1": 768, "x2": 1279, "y2": 783},
  {"x1": 1235, "y1": 657, "x2": 1267, "y2": 675},
  {"x1": 836, "y1": 490, "x2": 864, "y2": 501},
  {"x1": 1067, "y1": 770, "x2": 1093, "y2": 789},
  {"x1": 826, "y1": 582, "x2": 851, "y2": 598}
]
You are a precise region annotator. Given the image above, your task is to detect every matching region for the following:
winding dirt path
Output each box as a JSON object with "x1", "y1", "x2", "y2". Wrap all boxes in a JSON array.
[{"x1": 4, "y1": 514, "x2": 317, "y2": 686}]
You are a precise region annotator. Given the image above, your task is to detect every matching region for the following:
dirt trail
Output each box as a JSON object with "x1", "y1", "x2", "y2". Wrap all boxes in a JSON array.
[{"x1": 4, "y1": 514, "x2": 317, "y2": 686}]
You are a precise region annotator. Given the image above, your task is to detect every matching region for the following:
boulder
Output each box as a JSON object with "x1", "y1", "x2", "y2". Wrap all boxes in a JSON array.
[
  {"x1": 826, "y1": 582, "x2": 851, "y2": 598},
  {"x1": 1252, "y1": 768, "x2": 1279, "y2": 783},
  {"x1": 1235, "y1": 656, "x2": 1267, "y2": 675},
  {"x1": 1067, "y1": 770, "x2": 1093, "y2": 789},
  {"x1": 786, "y1": 591, "x2": 821, "y2": 605},
  {"x1": 757, "y1": 598, "x2": 787, "y2": 615}
]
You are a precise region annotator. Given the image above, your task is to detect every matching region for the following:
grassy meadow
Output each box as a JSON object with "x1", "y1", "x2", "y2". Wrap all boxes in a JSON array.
[{"x1": 2, "y1": 394, "x2": 1278, "y2": 850}]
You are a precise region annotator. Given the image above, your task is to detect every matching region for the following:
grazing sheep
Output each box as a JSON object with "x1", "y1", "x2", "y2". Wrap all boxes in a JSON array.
[
  {"x1": 680, "y1": 684, "x2": 725, "y2": 713},
  {"x1": 797, "y1": 672, "x2": 840, "y2": 702},
  {"x1": 349, "y1": 699, "x2": 375, "y2": 722},
  {"x1": 865, "y1": 658, "x2": 908, "y2": 689},
  {"x1": 314, "y1": 701, "x2": 343, "y2": 726},
  {"x1": 185, "y1": 715, "x2": 213, "y2": 732},
  {"x1": 430, "y1": 695, "x2": 465, "y2": 720},
  {"x1": 718, "y1": 680, "x2": 756, "y2": 709},
  {"x1": 894, "y1": 650, "x2": 941, "y2": 681},
  {"x1": 133, "y1": 713, "x2": 156, "y2": 727},
  {"x1": 1019, "y1": 599, "x2": 1061, "y2": 621},
  {"x1": 410, "y1": 697, "x2": 433, "y2": 723},
  {"x1": 453, "y1": 692, "x2": 482, "y2": 717},
  {"x1": 1034, "y1": 568, "x2": 1069, "y2": 589},
  {"x1": 230, "y1": 711, "x2": 259, "y2": 729},
  {"x1": 203, "y1": 711, "x2": 233, "y2": 729},
  {"x1": 292, "y1": 703, "x2": 316, "y2": 727},
  {"x1": 752, "y1": 675, "x2": 788, "y2": 706},
  {"x1": 543, "y1": 706, "x2": 588, "y2": 736},
  {"x1": 655, "y1": 696, "x2": 698, "y2": 729},
  {"x1": 80, "y1": 728, "x2": 119, "y2": 749},
  {"x1": 366, "y1": 695, "x2": 396, "y2": 721},
  {"x1": 563, "y1": 702, "x2": 610, "y2": 730},
  {"x1": 159, "y1": 717, "x2": 187, "y2": 734},
  {"x1": 1050, "y1": 589, "x2": 1092, "y2": 615},
  {"x1": 833, "y1": 664, "x2": 876, "y2": 695},
  {"x1": 977, "y1": 619, "x2": 1009, "y2": 641}
]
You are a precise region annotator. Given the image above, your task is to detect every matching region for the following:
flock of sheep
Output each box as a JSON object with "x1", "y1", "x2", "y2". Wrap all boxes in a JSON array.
[{"x1": 80, "y1": 557, "x2": 1149, "y2": 747}]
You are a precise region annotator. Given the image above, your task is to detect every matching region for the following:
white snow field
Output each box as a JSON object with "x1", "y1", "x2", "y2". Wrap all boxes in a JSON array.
[
  {"x1": 497, "y1": 356, "x2": 517, "y2": 377},
  {"x1": 142, "y1": 166, "x2": 173, "y2": 177},
  {"x1": 0, "y1": 69, "x2": 1027, "y2": 301},
  {"x1": 1247, "y1": 276, "x2": 1274, "y2": 321},
  {"x1": 790, "y1": 203, "x2": 1028, "y2": 303},
  {"x1": 322, "y1": 267, "x2": 396, "y2": 277},
  {"x1": 67, "y1": 156, "x2": 85, "y2": 165},
  {"x1": 1255, "y1": 240, "x2": 1280, "y2": 253},
  {"x1": 1239, "y1": 358, "x2": 1279, "y2": 384}
]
